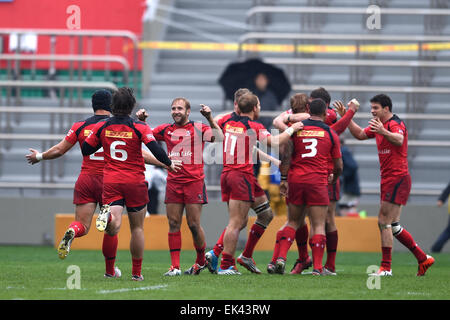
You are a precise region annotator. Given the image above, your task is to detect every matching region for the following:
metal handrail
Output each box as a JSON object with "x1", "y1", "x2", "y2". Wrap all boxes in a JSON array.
[
  {"x1": 246, "y1": 6, "x2": 450, "y2": 19},
  {"x1": 0, "y1": 28, "x2": 139, "y2": 92},
  {"x1": 264, "y1": 57, "x2": 450, "y2": 68},
  {"x1": 1, "y1": 53, "x2": 130, "y2": 85}
]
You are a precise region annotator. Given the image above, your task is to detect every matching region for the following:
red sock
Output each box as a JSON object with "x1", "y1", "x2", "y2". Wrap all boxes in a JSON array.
[
  {"x1": 168, "y1": 231, "x2": 181, "y2": 269},
  {"x1": 325, "y1": 230, "x2": 338, "y2": 271},
  {"x1": 295, "y1": 224, "x2": 309, "y2": 261},
  {"x1": 213, "y1": 228, "x2": 226, "y2": 257},
  {"x1": 242, "y1": 223, "x2": 266, "y2": 258},
  {"x1": 220, "y1": 252, "x2": 235, "y2": 270},
  {"x1": 271, "y1": 230, "x2": 283, "y2": 263},
  {"x1": 278, "y1": 226, "x2": 296, "y2": 260},
  {"x1": 132, "y1": 258, "x2": 142, "y2": 277},
  {"x1": 381, "y1": 247, "x2": 392, "y2": 270},
  {"x1": 68, "y1": 221, "x2": 86, "y2": 238},
  {"x1": 309, "y1": 234, "x2": 326, "y2": 271},
  {"x1": 195, "y1": 242, "x2": 206, "y2": 266},
  {"x1": 102, "y1": 234, "x2": 118, "y2": 276},
  {"x1": 395, "y1": 228, "x2": 427, "y2": 263}
]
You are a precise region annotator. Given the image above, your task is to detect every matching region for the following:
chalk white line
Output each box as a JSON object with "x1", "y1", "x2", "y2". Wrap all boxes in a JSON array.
[{"x1": 97, "y1": 284, "x2": 168, "y2": 294}]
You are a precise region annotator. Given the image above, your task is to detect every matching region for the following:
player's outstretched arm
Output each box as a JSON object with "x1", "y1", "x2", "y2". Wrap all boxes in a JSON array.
[
  {"x1": 142, "y1": 149, "x2": 182, "y2": 172},
  {"x1": 26, "y1": 139, "x2": 74, "y2": 165},
  {"x1": 253, "y1": 146, "x2": 281, "y2": 168},
  {"x1": 265, "y1": 121, "x2": 303, "y2": 147},
  {"x1": 272, "y1": 111, "x2": 289, "y2": 132},
  {"x1": 273, "y1": 111, "x2": 310, "y2": 132},
  {"x1": 200, "y1": 104, "x2": 224, "y2": 142}
]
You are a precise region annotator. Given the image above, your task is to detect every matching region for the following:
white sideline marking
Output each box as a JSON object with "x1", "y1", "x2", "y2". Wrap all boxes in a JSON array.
[{"x1": 97, "y1": 284, "x2": 168, "y2": 294}]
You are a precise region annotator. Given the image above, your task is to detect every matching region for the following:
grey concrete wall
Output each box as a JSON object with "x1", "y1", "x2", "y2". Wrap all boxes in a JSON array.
[{"x1": 0, "y1": 197, "x2": 449, "y2": 253}]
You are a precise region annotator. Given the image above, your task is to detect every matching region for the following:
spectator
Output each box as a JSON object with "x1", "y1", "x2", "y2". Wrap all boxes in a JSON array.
[
  {"x1": 250, "y1": 73, "x2": 280, "y2": 130},
  {"x1": 431, "y1": 180, "x2": 450, "y2": 253}
]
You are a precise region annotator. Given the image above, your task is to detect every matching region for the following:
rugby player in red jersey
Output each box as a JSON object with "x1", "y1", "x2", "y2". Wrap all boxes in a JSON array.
[
  {"x1": 275, "y1": 98, "x2": 343, "y2": 275},
  {"x1": 206, "y1": 88, "x2": 287, "y2": 274},
  {"x1": 82, "y1": 87, "x2": 176, "y2": 281},
  {"x1": 270, "y1": 90, "x2": 357, "y2": 275},
  {"x1": 212, "y1": 93, "x2": 303, "y2": 275},
  {"x1": 346, "y1": 93, "x2": 434, "y2": 276},
  {"x1": 137, "y1": 97, "x2": 223, "y2": 276},
  {"x1": 26, "y1": 90, "x2": 123, "y2": 278}
]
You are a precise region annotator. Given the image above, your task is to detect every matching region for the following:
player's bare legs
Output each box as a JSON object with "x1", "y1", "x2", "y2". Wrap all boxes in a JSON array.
[
  {"x1": 308, "y1": 205, "x2": 328, "y2": 275},
  {"x1": 185, "y1": 203, "x2": 207, "y2": 274},
  {"x1": 165, "y1": 203, "x2": 184, "y2": 275},
  {"x1": 105, "y1": 205, "x2": 124, "y2": 236},
  {"x1": 324, "y1": 201, "x2": 338, "y2": 275},
  {"x1": 220, "y1": 199, "x2": 251, "y2": 274},
  {"x1": 274, "y1": 203, "x2": 307, "y2": 274},
  {"x1": 128, "y1": 206, "x2": 146, "y2": 281},
  {"x1": 238, "y1": 195, "x2": 273, "y2": 274},
  {"x1": 375, "y1": 201, "x2": 433, "y2": 276},
  {"x1": 57, "y1": 203, "x2": 96, "y2": 259}
]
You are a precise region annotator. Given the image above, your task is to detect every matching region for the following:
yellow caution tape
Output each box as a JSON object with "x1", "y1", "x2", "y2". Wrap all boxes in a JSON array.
[{"x1": 125, "y1": 41, "x2": 450, "y2": 54}]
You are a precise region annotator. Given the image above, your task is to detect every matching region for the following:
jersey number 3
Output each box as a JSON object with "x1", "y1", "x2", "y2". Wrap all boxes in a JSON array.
[{"x1": 302, "y1": 138, "x2": 318, "y2": 158}]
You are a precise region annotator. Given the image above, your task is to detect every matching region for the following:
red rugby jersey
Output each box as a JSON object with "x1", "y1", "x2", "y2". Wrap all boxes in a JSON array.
[
  {"x1": 84, "y1": 115, "x2": 156, "y2": 184},
  {"x1": 65, "y1": 115, "x2": 109, "y2": 175},
  {"x1": 153, "y1": 121, "x2": 213, "y2": 183},
  {"x1": 218, "y1": 113, "x2": 270, "y2": 175},
  {"x1": 288, "y1": 119, "x2": 341, "y2": 185},
  {"x1": 363, "y1": 115, "x2": 409, "y2": 182}
]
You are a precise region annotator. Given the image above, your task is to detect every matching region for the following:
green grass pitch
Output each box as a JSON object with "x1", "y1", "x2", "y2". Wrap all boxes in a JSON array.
[{"x1": 1, "y1": 246, "x2": 449, "y2": 300}]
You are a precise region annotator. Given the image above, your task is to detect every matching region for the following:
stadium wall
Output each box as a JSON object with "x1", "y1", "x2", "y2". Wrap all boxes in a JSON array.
[
  {"x1": 0, "y1": 197, "x2": 448, "y2": 253},
  {"x1": 0, "y1": 0, "x2": 144, "y2": 70}
]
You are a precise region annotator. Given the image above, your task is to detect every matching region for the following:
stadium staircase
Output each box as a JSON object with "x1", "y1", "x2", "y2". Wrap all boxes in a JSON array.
[{"x1": 1, "y1": 0, "x2": 449, "y2": 203}]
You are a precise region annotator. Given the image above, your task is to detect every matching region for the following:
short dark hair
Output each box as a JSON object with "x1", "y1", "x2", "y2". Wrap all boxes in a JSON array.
[
  {"x1": 111, "y1": 87, "x2": 136, "y2": 116},
  {"x1": 234, "y1": 88, "x2": 252, "y2": 104},
  {"x1": 370, "y1": 94, "x2": 392, "y2": 112},
  {"x1": 309, "y1": 98, "x2": 327, "y2": 116},
  {"x1": 171, "y1": 97, "x2": 191, "y2": 110},
  {"x1": 290, "y1": 93, "x2": 309, "y2": 113},
  {"x1": 310, "y1": 87, "x2": 331, "y2": 105},
  {"x1": 238, "y1": 93, "x2": 259, "y2": 114}
]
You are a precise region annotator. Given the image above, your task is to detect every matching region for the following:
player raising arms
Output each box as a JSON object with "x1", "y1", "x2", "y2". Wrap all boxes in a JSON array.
[
  {"x1": 275, "y1": 98, "x2": 343, "y2": 275},
  {"x1": 206, "y1": 88, "x2": 284, "y2": 274},
  {"x1": 82, "y1": 87, "x2": 176, "y2": 281},
  {"x1": 346, "y1": 93, "x2": 434, "y2": 276},
  {"x1": 26, "y1": 90, "x2": 123, "y2": 278},
  {"x1": 137, "y1": 97, "x2": 223, "y2": 276},
  {"x1": 213, "y1": 93, "x2": 303, "y2": 275}
]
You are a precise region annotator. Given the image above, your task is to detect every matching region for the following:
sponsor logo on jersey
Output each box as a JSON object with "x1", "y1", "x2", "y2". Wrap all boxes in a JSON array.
[
  {"x1": 83, "y1": 129, "x2": 92, "y2": 136},
  {"x1": 105, "y1": 130, "x2": 133, "y2": 139},
  {"x1": 66, "y1": 129, "x2": 74, "y2": 137},
  {"x1": 297, "y1": 130, "x2": 325, "y2": 137},
  {"x1": 379, "y1": 149, "x2": 391, "y2": 154},
  {"x1": 225, "y1": 124, "x2": 244, "y2": 134}
]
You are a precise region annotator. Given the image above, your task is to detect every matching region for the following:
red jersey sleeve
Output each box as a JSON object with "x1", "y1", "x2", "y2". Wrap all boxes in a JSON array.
[
  {"x1": 65, "y1": 122, "x2": 83, "y2": 145},
  {"x1": 251, "y1": 122, "x2": 271, "y2": 141},
  {"x1": 363, "y1": 126, "x2": 376, "y2": 139},
  {"x1": 152, "y1": 123, "x2": 169, "y2": 141},
  {"x1": 388, "y1": 121, "x2": 406, "y2": 136},
  {"x1": 330, "y1": 109, "x2": 355, "y2": 136},
  {"x1": 84, "y1": 121, "x2": 102, "y2": 148},
  {"x1": 136, "y1": 122, "x2": 156, "y2": 144}
]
